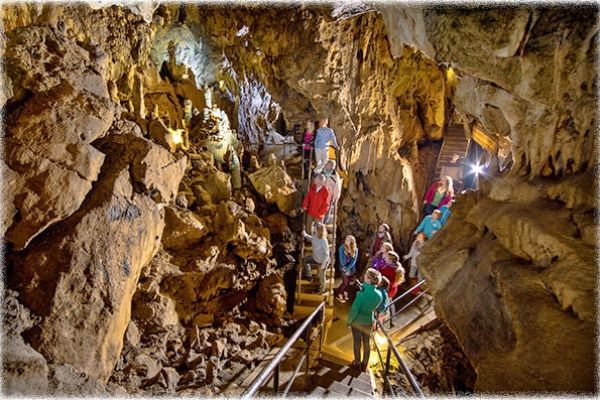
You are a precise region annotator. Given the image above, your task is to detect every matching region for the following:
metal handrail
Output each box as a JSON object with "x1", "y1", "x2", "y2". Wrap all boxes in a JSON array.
[
  {"x1": 240, "y1": 301, "x2": 326, "y2": 398},
  {"x1": 385, "y1": 279, "x2": 427, "y2": 312},
  {"x1": 327, "y1": 201, "x2": 337, "y2": 307},
  {"x1": 374, "y1": 320, "x2": 424, "y2": 397}
]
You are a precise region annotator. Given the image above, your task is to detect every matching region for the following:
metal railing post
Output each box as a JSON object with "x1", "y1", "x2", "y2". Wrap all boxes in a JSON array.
[
  {"x1": 376, "y1": 320, "x2": 424, "y2": 397},
  {"x1": 318, "y1": 306, "x2": 325, "y2": 356},
  {"x1": 240, "y1": 302, "x2": 325, "y2": 399},
  {"x1": 273, "y1": 364, "x2": 280, "y2": 394},
  {"x1": 385, "y1": 346, "x2": 391, "y2": 375},
  {"x1": 306, "y1": 321, "x2": 312, "y2": 376}
]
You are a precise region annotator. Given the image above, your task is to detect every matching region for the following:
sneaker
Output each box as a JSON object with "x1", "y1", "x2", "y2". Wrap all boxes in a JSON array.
[{"x1": 336, "y1": 294, "x2": 346, "y2": 303}]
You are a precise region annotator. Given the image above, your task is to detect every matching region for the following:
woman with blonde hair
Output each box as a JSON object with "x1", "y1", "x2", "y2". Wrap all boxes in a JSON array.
[
  {"x1": 336, "y1": 235, "x2": 359, "y2": 303},
  {"x1": 422, "y1": 175, "x2": 454, "y2": 215},
  {"x1": 302, "y1": 223, "x2": 329, "y2": 293}
]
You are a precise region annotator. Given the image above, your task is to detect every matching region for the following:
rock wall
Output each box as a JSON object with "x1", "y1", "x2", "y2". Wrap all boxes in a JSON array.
[
  {"x1": 383, "y1": 5, "x2": 598, "y2": 178},
  {"x1": 1, "y1": 2, "x2": 177, "y2": 389},
  {"x1": 180, "y1": 5, "x2": 449, "y2": 250},
  {"x1": 418, "y1": 175, "x2": 597, "y2": 392}
]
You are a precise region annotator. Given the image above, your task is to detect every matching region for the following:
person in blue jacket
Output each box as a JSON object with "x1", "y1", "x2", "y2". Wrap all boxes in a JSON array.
[
  {"x1": 439, "y1": 202, "x2": 452, "y2": 226},
  {"x1": 414, "y1": 209, "x2": 442, "y2": 239},
  {"x1": 335, "y1": 235, "x2": 358, "y2": 303}
]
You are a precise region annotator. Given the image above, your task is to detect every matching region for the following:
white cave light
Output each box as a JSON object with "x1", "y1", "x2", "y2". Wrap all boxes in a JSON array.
[{"x1": 236, "y1": 25, "x2": 250, "y2": 37}]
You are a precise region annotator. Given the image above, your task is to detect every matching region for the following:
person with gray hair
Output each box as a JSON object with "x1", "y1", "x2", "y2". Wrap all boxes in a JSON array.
[
  {"x1": 313, "y1": 118, "x2": 339, "y2": 173},
  {"x1": 346, "y1": 268, "x2": 383, "y2": 371}
]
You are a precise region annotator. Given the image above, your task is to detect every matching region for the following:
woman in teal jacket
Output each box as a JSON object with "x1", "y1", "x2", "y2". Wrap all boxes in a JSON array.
[{"x1": 346, "y1": 268, "x2": 383, "y2": 371}]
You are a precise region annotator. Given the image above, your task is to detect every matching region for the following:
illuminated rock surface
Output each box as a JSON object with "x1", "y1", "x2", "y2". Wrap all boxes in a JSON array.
[{"x1": 1, "y1": 2, "x2": 596, "y2": 395}]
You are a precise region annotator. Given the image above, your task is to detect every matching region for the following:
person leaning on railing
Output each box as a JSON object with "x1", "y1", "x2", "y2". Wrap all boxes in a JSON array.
[{"x1": 346, "y1": 268, "x2": 383, "y2": 372}]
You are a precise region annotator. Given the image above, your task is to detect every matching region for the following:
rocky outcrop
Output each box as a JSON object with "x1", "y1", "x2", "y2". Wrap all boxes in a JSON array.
[
  {"x1": 161, "y1": 206, "x2": 210, "y2": 250},
  {"x1": 213, "y1": 200, "x2": 272, "y2": 261},
  {"x1": 7, "y1": 126, "x2": 186, "y2": 382},
  {"x1": 383, "y1": 6, "x2": 597, "y2": 178},
  {"x1": 2, "y1": 290, "x2": 49, "y2": 395},
  {"x1": 248, "y1": 164, "x2": 300, "y2": 215},
  {"x1": 3, "y1": 25, "x2": 117, "y2": 249},
  {"x1": 418, "y1": 177, "x2": 596, "y2": 392}
]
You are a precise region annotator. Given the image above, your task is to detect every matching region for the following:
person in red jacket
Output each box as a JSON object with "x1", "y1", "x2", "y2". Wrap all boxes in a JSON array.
[
  {"x1": 423, "y1": 176, "x2": 454, "y2": 215},
  {"x1": 379, "y1": 251, "x2": 406, "y2": 317},
  {"x1": 302, "y1": 173, "x2": 331, "y2": 231}
]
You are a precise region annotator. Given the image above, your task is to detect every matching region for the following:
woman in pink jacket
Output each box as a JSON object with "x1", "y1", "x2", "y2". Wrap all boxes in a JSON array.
[{"x1": 423, "y1": 176, "x2": 454, "y2": 215}]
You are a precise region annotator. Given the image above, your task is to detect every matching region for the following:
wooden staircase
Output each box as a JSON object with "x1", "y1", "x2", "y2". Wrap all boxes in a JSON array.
[{"x1": 433, "y1": 124, "x2": 470, "y2": 185}]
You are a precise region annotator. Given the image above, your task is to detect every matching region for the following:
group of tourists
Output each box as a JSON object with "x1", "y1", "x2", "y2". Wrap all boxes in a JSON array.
[{"x1": 298, "y1": 117, "x2": 458, "y2": 371}]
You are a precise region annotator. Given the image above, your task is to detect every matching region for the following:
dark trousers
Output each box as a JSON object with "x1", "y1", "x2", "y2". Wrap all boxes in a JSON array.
[
  {"x1": 351, "y1": 323, "x2": 372, "y2": 367},
  {"x1": 423, "y1": 203, "x2": 436, "y2": 215},
  {"x1": 303, "y1": 148, "x2": 312, "y2": 177},
  {"x1": 336, "y1": 274, "x2": 353, "y2": 296},
  {"x1": 283, "y1": 267, "x2": 297, "y2": 314}
]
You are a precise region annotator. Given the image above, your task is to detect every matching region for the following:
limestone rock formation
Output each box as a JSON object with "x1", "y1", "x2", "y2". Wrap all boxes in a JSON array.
[
  {"x1": 2, "y1": 290, "x2": 49, "y2": 395},
  {"x1": 8, "y1": 127, "x2": 186, "y2": 382},
  {"x1": 213, "y1": 200, "x2": 272, "y2": 261},
  {"x1": 248, "y1": 164, "x2": 300, "y2": 215},
  {"x1": 162, "y1": 206, "x2": 210, "y2": 250},
  {"x1": 180, "y1": 152, "x2": 232, "y2": 213},
  {"x1": 3, "y1": 23, "x2": 120, "y2": 249},
  {"x1": 418, "y1": 177, "x2": 596, "y2": 392},
  {"x1": 254, "y1": 272, "x2": 287, "y2": 326}
]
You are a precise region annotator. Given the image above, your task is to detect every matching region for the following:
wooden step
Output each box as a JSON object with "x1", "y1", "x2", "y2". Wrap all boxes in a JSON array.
[{"x1": 296, "y1": 292, "x2": 327, "y2": 306}]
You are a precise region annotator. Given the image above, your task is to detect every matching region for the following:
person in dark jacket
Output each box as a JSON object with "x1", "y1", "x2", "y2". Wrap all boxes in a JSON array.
[
  {"x1": 367, "y1": 223, "x2": 392, "y2": 258},
  {"x1": 347, "y1": 268, "x2": 383, "y2": 372}
]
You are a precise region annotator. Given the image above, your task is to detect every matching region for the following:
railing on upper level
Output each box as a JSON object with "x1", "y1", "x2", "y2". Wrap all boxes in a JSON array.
[
  {"x1": 382, "y1": 279, "x2": 429, "y2": 328},
  {"x1": 240, "y1": 301, "x2": 326, "y2": 398}
]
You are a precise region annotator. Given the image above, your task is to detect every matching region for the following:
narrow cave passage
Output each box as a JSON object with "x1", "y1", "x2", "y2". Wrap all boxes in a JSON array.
[{"x1": 2, "y1": 1, "x2": 597, "y2": 397}]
